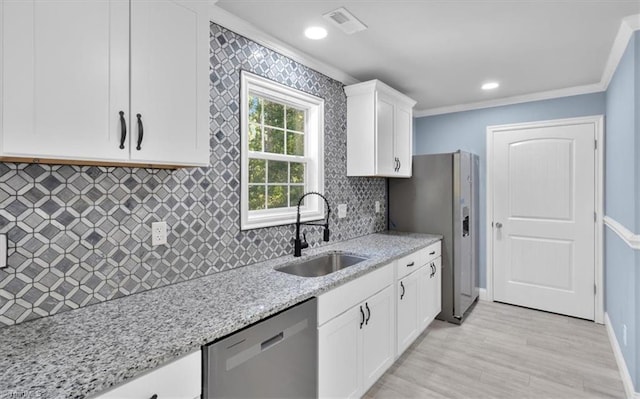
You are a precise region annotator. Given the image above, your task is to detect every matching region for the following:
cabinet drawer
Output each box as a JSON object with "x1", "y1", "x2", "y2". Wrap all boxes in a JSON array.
[
  {"x1": 424, "y1": 241, "x2": 441, "y2": 263},
  {"x1": 395, "y1": 249, "x2": 426, "y2": 280},
  {"x1": 318, "y1": 263, "x2": 393, "y2": 326},
  {"x1": 94, "y1": 351, "x2": 201, "y2": 399},
  {"x1": 395, "y1": 241, "x2": 441, "y2": 280}
]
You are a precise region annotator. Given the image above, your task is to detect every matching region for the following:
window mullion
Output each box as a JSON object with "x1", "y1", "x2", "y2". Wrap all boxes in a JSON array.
[{"x1": 249, "y1": 152, "x2": 307, "y2": 163}]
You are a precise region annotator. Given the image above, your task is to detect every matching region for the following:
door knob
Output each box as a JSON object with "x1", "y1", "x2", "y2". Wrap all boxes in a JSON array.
[{"x1": 495, "y1": 222, "x2": 503, "y2": 228}]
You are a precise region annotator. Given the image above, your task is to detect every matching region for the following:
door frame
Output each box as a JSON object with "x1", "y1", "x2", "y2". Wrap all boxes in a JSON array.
[{"x1": 485, "y1": 115, "x2": 604, "y2": 323}]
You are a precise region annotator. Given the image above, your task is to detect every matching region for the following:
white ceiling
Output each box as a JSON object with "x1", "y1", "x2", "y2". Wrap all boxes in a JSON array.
[{"x1": 215, "y1": 0, "x2": 639, "y2": 114}]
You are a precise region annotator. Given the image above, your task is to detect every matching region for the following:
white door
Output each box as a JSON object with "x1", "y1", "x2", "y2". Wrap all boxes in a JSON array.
[
  {"x1": 130, "y1": 0, "x2": 209, "y2": 166},
  {"x1": 492, "y1": 119, "x2": 596, "y2": 320},
  {"x1": 318, "y1": 305, "x2": 361, "y2": 399},
  {"x1": 361, "y1": 286, "x2": 394, "y2": 393},
  {"x1": 2, "y1": 0, "x2": 129, "y2": 162}
]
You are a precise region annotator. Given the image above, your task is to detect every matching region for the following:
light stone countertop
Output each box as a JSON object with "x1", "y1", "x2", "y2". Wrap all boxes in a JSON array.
[{"x1": 0, "y1": 231, "x2": 441, "y2": 399}]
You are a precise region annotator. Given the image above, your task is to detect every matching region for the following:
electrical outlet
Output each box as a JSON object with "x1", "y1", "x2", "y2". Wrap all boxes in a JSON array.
[
  {"x1": 375, "y1": 201, "x2": 380, "y2": 213},
  {"x1": 0, "y1": 234, "x2": 6, "y2": 268},
  {"x1": 623, "y1": 324, "x2": 627, "y2": 346},
  {"x1": 151, "y1": 222, "x2": 167, "y2": 246},
  {"x1": 338, "y1": 204, "x2": 347, "y2": 218}
]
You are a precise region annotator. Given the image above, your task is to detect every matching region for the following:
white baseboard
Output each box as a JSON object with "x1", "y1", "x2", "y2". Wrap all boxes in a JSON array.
[
  {"x1": 479, "y1": 288, "x2": 488, "y2": 301},
  {"x1": 605, "y1": 312, "x2": 640, "y2": 399}
]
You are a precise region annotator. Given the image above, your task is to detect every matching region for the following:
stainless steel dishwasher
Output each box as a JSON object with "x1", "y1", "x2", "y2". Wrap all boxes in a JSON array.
[{"x1": 202, "y1": 298, "x2": 317, "y2": 398}]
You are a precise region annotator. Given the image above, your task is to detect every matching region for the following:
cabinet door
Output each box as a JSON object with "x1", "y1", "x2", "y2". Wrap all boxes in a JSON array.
[
  {"x1": 394, "y1": 104, "x2": 413, "y2": 177},
  {"x1": 2, "y1": 0, "x2": 129, "y2": 162},
  {"x1": 318, "y1": 305, "x2": 362, "y2": 399},
  {"x1": 361, "y1": 285, "x2": 395, "y2": 393},
  {"x1": 396, "y1": 271, "x2": 419, "y2": 356},
  {"x1": 430, "y1": 258, "x2": 442, "y2": 321},
  {"x1": 375, "y1": 92, "x2": 395, "y2": 176},
  {"x1": 418, "y1": 263, "x2": 430, "y2": 331},
  {"x1": 130, "y1": 0, "x2": 209, "y2": 166}
]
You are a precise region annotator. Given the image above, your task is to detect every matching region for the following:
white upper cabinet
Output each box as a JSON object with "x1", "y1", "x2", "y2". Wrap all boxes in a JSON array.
[
  {"x1": 129, "y1": 0, "x2": 209, "y2": 166},
  {"x1": 1, "y1": 0, "x2": 210, "y2": 168},
  {"x1": 2, "y1": 0, "x2": 130, "y2": 163},
  {"x1": 345, "y1": 80, "x2": 416, "y2": 177}
]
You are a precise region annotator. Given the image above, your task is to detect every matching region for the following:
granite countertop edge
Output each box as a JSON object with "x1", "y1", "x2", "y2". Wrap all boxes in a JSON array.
[{"x1": 0, "y1": 231, "x2": 441, "y2": 399}]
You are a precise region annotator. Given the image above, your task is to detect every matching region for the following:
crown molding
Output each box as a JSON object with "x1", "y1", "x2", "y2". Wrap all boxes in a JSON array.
[
  {"x1": 209, "y1": 4, "x2": 359, "y2": 85},
  {"x1": 415, "y1": 13, "x2": 640, "y2": 117},
  {"x1": 414, "y1": 83, "x2": 603, "y2": 117},
  {"x1": 600, "y1": 14, "x2": 640, "y2": 94}
]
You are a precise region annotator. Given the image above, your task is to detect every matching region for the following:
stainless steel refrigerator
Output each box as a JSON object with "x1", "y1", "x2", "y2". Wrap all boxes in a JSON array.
[{"x1": 388, "y1": 151, "x2": 479, "y2": 324}]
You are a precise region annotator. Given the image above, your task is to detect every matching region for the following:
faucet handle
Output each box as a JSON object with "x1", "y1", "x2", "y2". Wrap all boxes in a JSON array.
[{"x1": 301, "y1": 232, "x2": 309, "y2": 249}]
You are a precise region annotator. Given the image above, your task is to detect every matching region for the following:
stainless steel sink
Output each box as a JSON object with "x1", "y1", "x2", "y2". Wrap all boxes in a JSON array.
[{"x1": 276, "y1": 252, "x2": 368, "y2": 277}]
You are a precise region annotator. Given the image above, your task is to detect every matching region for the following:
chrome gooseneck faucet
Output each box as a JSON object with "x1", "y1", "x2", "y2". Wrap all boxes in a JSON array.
[{"x1": 294, "y1": 192, "x2": 331, "y2": 257}]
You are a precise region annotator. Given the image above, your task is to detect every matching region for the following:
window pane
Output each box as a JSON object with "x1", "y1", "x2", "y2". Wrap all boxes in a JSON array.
[
  {"x1": 286, "y1": 132, "x2": 304, "y2": 156},
  {"x1": 290, "y1": 185, "x2": 304, "y2": 207},
  {"x1": 248, "y1": 96, "x2": 262, "y2": 124},
  {"x1": 268, "y1": 160, "x2": 288, "y2": 183},
  {"x1": 248, "y1": 159, "x2": 265, "y2": 183},
  {"x1": 263, "y1": 100, "x2": 284, "y2": 128},
  {"x1": 267, "y1": 185, "x2": 287, "y2": 208},
  {"x1": 287, "y1": 107, "x2": 305, "y2": 132},
  {"x1": 265, "y1": 128, "x2": 285, "y2": 154},
  {"x1": 290, "y1": 162, "x2": 305, "y2": 183},
  {"x1": 248, "y1": 123, "x2": 262, "y2": 151},
  {"x1": 248, "y1": 185, "x2": 266, "y2": 210}
]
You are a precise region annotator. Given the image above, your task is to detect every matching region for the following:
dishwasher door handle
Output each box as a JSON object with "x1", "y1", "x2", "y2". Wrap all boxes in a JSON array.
[{"x1": 261, "y1": 331, "x2": 284, "y2": 351}]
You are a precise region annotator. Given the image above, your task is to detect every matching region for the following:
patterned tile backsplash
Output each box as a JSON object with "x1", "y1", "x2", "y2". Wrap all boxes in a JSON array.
[{"x1": 0, "y1": 23, "x2": 387, "y2": 328}]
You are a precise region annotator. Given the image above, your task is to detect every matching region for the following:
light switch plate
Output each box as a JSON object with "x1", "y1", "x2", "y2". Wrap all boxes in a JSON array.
[
  {"x1": 0, "y1": 234, "x2": 6, "y2": 268},
  {"x1": 375, "y1": 201, "x2": 380, "y2": 213},
  {"x1": 151, "y1": 222, "x2": 167, "y2": 246},
  {"x1": 338, "y1": 204, "x2": 347, "y2": 218}
]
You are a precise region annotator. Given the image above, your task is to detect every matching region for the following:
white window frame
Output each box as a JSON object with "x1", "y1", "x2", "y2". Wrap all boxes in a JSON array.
[{"x1": 240, "y1": 71, "x2": 325, "y2": 230}]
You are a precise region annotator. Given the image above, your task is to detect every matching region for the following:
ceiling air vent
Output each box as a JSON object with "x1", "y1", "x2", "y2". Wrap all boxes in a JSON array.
[{"x1": 322, "y1": 7, "x2": 367, "y2": 35}]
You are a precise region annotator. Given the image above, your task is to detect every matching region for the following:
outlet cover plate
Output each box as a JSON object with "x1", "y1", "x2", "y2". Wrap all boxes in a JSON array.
[
  {"x1": 0, "y1": 234, "x2": 6, "y2": 268},
  {"x1": 338, "y1": 204, "x2": 347, "y2": 218},
  {"x1": 151, "y1": 222, "x2": 167, "y2": 246}
]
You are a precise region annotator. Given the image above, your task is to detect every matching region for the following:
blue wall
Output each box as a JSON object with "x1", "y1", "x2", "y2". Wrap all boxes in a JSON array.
[
  {"x1": 414, "y1": 92, "x2": 606, "y2": 288},
  {"x1": 414, "y1": 30, "x2": 640, "y2": 390},
  {"x1": 606, "y1": 31, "x2": 639, "y2": 389},
  {"x1": 605, "y1": 32, "x2": 640, "y2": 391}
]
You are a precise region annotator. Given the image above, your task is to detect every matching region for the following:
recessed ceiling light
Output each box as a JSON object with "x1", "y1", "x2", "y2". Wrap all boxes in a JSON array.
[
  {"x1": 304, "y1": 26, "x2": 328, "y2": 40},
  {"x1": 482, "y1": 82, "x2": 500, "y2": 90}
]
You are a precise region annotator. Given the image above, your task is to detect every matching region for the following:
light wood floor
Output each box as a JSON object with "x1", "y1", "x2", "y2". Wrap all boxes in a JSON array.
[{"x1": 365, "y1": 301, "x2": 625, "y2": 399}]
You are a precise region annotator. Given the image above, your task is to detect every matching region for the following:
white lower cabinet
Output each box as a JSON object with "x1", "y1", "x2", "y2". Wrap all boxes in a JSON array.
[
  {"x1": 420, "y1": 257, "x2": 442, "y2": 329},
  {"x1": 396, "y1": 241, "x2": 443, "y2": 358},
  {"x1": 361, "y1": 286, "x2": 395, "y2": 392},
  {"x1": 93, "y1": 351, "x2": 201, "y2": 399},
  {"x1": 396, "y1": 270, "x2": 420, "y2": 355},
  {"x1": 318, "y1": 264, "x2": 395, "y2": 398}
]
